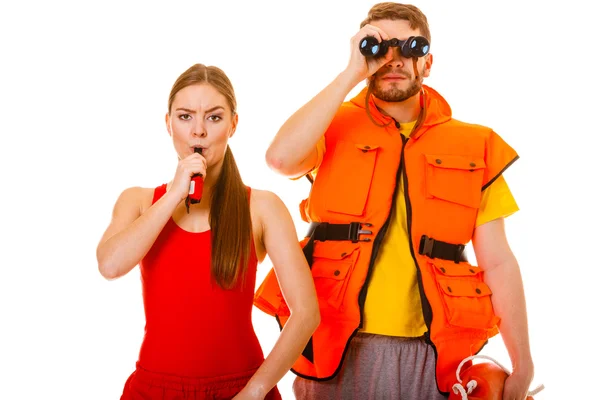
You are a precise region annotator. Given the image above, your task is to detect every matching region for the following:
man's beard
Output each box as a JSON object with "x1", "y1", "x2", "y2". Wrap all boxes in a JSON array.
[{"x1": 369, "y1": 67, "x2": 424, "y2": 102}]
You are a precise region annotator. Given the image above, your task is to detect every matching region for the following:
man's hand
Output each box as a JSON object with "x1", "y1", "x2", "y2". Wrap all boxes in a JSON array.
[
  {"x1": 344, "y1": 24, "x2": 394, "y2": 85},
  {"x1": 503, "y1": 368, "x2": 535, "y2": 400}
]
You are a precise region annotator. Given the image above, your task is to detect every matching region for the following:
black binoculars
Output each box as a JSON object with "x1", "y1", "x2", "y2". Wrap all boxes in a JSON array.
[{"x1": 359, "y1": 36, "x2": 430, "y2": 58}]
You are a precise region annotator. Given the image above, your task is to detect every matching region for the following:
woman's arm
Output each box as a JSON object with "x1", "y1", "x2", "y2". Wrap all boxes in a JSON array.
[
  {"x1": 97, "y1": 152, "x2": 207, "y2": 279},
  {"x1": 96, "y1": 186, "x2": 181, "y2": 279},
  {"x1": 238, "y1": 190, "x2": 320, "y2": 399}
]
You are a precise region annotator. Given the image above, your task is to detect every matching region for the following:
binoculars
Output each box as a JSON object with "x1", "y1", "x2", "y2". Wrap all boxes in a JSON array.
[{"x1": 359, "y1": 36, "x2": 430, "y2": 58}]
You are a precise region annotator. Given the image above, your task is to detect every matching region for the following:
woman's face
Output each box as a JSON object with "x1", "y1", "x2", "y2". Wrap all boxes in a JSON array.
[{"x1": 166, "y1": 83, "x2": 237, "y2": 168}]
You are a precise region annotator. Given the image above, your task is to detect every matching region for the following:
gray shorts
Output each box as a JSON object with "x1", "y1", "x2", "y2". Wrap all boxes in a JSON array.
[{"x1": 293, "y1": 332, "x2": 448, "y2": 400}]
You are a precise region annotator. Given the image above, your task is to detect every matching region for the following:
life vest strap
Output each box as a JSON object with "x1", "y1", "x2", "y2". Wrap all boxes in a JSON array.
[
  {"x1": 419, "y1": 235, "x2": 467, "y2": 264},
  {"x1": 306, "y1": 222, "x2": 373, "y2": 243}
]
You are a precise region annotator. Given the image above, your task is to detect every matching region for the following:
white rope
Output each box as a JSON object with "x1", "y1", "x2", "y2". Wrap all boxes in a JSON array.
[
  {"x1": 452, "y1": 354, "x2": 545, "y2": 399},
  {"x1": 452, "y1": 379, "x2": 478, "y2": 399}
]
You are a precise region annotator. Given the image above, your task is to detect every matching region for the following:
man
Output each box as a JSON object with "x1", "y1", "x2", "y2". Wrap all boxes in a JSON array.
[{"x1": 254, "y1": 3, "x2": 535, "y2": 399}]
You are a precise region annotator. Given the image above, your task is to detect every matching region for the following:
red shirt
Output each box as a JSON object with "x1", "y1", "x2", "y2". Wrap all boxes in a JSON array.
[{"x1": 137, "y1": 184, "x2": 264, "y2": 377}]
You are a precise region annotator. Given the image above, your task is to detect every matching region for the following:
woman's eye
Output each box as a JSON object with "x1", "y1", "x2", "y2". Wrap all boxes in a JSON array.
[
  {"x1": 208, "y1": 115, "x2": 222, "y2": 122},
  {"x1": 179, "y1": 114, "x2": 192, "y2": 121}
]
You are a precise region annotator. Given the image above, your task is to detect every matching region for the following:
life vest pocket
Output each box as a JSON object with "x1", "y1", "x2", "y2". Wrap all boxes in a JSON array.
[
  {"x1": 311, "y1": 241, "x2": 360, "y2": 310},
  {"x1": 323, "y1": 141, "x2": 379, "y2": 216},
  {"x1": 424, "y1": 154, "x2": 486, "y2": 208},
  {"x1": 430, "y1": 259, "x2": 500, "y2": 331}
]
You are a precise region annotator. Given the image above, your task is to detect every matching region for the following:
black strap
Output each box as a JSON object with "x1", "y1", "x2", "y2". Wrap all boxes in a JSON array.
[
  {"x1": 418, "y1": 235, "x2": 467, "y2": 263},
  {"x1": 302, "y1": 232, "x2": 316, "y2": 269},
  {"x1": 306, "y1": 222, "x2": 373, "y2": 243},
  {"x1": 301, "y1": 336, "x2": 315, "y2": 364},
  {"x1": 302, "y1": 221, "x2": 373, "y2": 269}
]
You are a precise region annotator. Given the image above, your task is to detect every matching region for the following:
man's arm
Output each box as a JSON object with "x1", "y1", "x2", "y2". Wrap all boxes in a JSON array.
[
  {"x1": 265, "y1": 70, "x2": 357, "y2": 178},
  {"x1": 473, "y1": 218, "x2": 535, "y2": 399},
  {"x1": 265, "y1": 24, "x2": 393, "y2": 178}
]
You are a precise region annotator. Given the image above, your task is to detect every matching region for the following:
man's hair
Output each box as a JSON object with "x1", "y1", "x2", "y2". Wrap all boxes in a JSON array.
[{"x1": 360, "y1": 2, "x2": 431, "y2": 42}]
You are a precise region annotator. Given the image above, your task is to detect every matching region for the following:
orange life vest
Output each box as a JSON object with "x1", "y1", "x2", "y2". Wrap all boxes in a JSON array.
[{"x1": 254, "y1": 85, "x2": 518, "y2": 394}]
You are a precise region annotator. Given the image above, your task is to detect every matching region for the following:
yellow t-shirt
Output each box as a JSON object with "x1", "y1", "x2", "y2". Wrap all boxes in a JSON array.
[{"x1": 361, "y1": 121, "x2": 519, "y2": 336}]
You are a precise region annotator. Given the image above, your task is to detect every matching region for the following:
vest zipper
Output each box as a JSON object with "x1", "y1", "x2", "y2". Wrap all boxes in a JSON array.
[
  {"x1": 401, "y1": 139, "x2": 434, "y2": 337},
  {"x1": 402, "y1": 105, "x2": 445, "y2": 396},
  {"x1": 357, "y1": 121, "x2": 405, "y2": 328}
]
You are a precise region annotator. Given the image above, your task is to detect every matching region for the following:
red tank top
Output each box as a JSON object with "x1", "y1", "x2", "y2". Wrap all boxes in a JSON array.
[{"x1": 137, "y1": 184, "x2": 264, "y2": 377}]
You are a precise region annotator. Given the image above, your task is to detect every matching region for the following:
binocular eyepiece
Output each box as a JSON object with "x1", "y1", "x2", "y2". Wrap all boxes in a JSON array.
[{"x1": 359, "y1": 36, "x2": 430, "y2": 58}]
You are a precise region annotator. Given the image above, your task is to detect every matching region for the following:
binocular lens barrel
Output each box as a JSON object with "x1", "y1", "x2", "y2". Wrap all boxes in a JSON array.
[{"x1": 359, "y1": 36, "x2": 429, "y2": 58}]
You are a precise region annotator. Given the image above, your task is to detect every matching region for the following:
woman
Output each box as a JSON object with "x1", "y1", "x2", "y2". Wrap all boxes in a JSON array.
[{"x1": 96, "y1": 63, "x2": 320, "y2": 399}]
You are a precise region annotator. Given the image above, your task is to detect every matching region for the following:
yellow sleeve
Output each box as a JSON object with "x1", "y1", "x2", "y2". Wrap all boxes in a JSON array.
[
  {"x1": 476, "y1": 175, "x2": 519, "y2": 227},
  {"x1": 290, "y1": 136, "x2": 326, "y2": 181}
]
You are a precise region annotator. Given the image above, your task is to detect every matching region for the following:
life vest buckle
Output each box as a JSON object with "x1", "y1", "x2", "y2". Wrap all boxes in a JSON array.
[
  {"x1": 419, "y1": 235, "x2": 466, "y2": 264},
  {"x1": 420, "y1": 235, "x2": 436, "y2": 258},
  {"x1": 349, "y1": 222, "x2": 373, "y2": 243}
]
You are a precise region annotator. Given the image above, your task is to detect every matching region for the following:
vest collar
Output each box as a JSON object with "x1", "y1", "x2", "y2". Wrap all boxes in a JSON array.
[{"x1": 349, "y1": 84, "x2": 453, "y2": 140}]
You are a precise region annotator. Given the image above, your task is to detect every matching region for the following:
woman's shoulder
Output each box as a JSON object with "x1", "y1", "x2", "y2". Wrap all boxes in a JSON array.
[
  {"x1": 249, "y1": 187, "x2": 290, "y2": 222},
  {"x1": 117, "y1": 184, "x2": 164, "y2": 214},
  {"x1": 249, "y1": 187, "x2": 283, "y2": 208}
]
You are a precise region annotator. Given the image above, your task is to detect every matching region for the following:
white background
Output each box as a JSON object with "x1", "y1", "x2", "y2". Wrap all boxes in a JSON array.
[{"x1": 1, "y1": 0, "x2": 598, "y2": 399}]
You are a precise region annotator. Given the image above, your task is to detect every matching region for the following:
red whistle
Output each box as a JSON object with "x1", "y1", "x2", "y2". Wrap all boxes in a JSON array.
[{"x1": 189, "y1": 148, "x2": 204, "y2": 204}]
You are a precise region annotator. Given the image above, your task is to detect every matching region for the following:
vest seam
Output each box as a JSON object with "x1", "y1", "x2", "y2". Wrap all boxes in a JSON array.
[{"x1": 482, "y1": 155, "x2": 519, "y2": 191}]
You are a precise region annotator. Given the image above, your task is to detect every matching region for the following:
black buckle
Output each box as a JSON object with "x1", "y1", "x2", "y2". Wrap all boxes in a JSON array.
[
  {"x1": 419, "y1": 235, "x2": 466, "y2": 264},
  {"x1": 349, "y1": 222, "x2": 373, "y2": 243},
  {"x1": 419, "y1": 235, "x2": 435, "y2": 258},
  {"x1": 454, "y1": 244, "x2": 466, "y2": 264}
]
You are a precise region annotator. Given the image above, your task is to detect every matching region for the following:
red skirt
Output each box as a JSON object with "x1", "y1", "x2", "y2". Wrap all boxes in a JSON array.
[{"x1": 121, "y1": 363, "x2": 282, "y2": 400}]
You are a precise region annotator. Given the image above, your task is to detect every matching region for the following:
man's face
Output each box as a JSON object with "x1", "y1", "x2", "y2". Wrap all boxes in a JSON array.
[{"x1": 368, "y1": 19, "x2": 432, "y2": 102}]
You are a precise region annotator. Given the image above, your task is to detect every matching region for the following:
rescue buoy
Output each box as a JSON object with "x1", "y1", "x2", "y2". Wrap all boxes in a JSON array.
[{"x1": 449, "y1": 355, "x2": 544, "y2": 400}]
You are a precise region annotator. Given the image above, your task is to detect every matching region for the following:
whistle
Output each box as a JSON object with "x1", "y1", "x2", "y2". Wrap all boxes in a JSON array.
[{"x1": 189, "y1": 148, "x2": 204, "y2": 204}]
